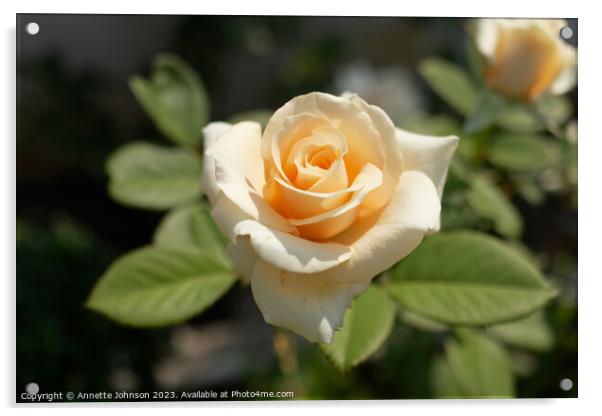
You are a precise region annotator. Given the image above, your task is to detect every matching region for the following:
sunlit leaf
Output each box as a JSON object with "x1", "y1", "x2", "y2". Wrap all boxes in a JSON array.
[
  {"x1": 87, "y1": 246, "x2": 236, "y2": 327},
  {"x1": 130, "y1": 54, "x2": 209, "y2": 146},
  {"x1": 107, "y1": 142, "x2": 202, "y2": 210},
  {"x1": 488, "y1": 310, "x2": 554, "y2": 351},
  {"x1": 446, "y1": 328, "x2": 515, "y2": 397},
  {"x1": 154, "y1": 202, "x2": 228, "y2": 264},
  {"x1": 387, "y1": 231, "x2": 556, "y2": 326},
  {"x1": 400, "y1": 309, "x2": 447, "y2": 333},
  {"x1": 321, "y1": 286, "x2": 396, "y2": 371},
  {"x1": 418, "y1": 58, "x2": 479, "y2": 115}
]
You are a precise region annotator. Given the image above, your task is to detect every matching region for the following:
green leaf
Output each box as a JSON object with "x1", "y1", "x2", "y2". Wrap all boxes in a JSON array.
[
  {"x1": 497, "y1": 105, "x2": 545, "y2": 133},
  {"x1": 400, "y1": 309, "x2": 447, "y2": 333},
  {"x1": 446, "y1": 328, "x2": 515, "y2": 397},
  {"x1": 430, "y1": 355, "x2": 463, "y2": 398},
  {"x1": 107, "y1": 142, "x2": 202, "y2": 210},
  {"x1": 387, "y1": 231, "x2": 557, "y2": 326},
  {"x1": 486, "y1": 133, "x2": 562, "y2": 172},
  {"x1": 463, "y1": 90, "x2": 507, "y2": 134},
  {"x1": 87, "y1": 246, "x2": 236, "y2": 327},
  {"x1": 320, "y1": 286, "x2": 396, "y2": 371},
  {"x1": 154, "y1": 203, "x2": 229, "y2": 265},
  {"x1": 130, "y1": 54, "x2": 209, "y2": 146},
  {"x1": 465, "y1": 176, "x2": 523, "y2": 239},
  {"x1": 536, "y1": 95, "x2": 573, "y2": 127},
  {"x1": 513, "y1": 175, "x2": 545, "y2": 206},
  {"x1": 228, "y1": 109, "x2": 273, "y2": 129},
  {"x1": 497, "y1": 95, "x2": 572, "y2": 133},
  {"x1": 488, "y1": 310, "x2": 554, "y2": 351},
  {"x1": 418, "y1": 57, "x2": 479, "y2": 115}
]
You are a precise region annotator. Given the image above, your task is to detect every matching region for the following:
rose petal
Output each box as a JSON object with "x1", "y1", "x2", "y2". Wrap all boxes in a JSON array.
[
  {"x1": 285, "y1": 126, "x2": 349, "y2": 192},
  {"x1": 206, "y1": 121, "x2": 266, "y2": 193},
  {"x1": 347, "y1": 94, "x2": 403, "y2": 213},
  {"x1": 202, "y1": 122, "x2": 232, "y2": 203},
  {"x1": 226, "y1": 238, "x2": 257, "y2": 284},
  {"x1": 549, "y1": 53, "x2": 577, "y2": 95},
  {"x1": 207, "y1": 122, "x2": 296, "y2": 234},
  {"x1": 268, "y1": 113, "x2": 328, "y2": 185},
  {"x1": 272, "y1": 170, "x2": 441, "y2": 285},
  {"x1": 476, "y1": 19, "x2": 568, "y2": 60},
  {"x1": 395, "y1": 128, "x2": 459, "y2": 198},
  {"x1": 288, "y1": 163, "x2": 383, "y2": 240},
  {"x1": 250, "y1": 259, "x2": 368, "y2": 343},
  {"x1": 232, "y1": 219, "x2": 352, "y2": 274},
  {"x1": 262, "y1": 92, "x2": 402, "y2": 216}
]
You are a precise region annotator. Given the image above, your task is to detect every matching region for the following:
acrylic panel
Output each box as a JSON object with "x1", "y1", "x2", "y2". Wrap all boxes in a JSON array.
[{"x1": 16, "y1": 14, "x2": 578, "y2": 402}]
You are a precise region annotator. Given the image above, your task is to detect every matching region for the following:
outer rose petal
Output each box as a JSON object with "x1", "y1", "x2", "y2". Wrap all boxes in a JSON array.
[
  {"x1": 349, "y1": 94, "x2": 403, "y2": 212},
  {"x1": 207, "y1": 122, "x2": 296, "y2": 234},
  {"x1": 274, "y1": 171, "x2": 441, "y2": 286},
  {"x1": 244, "y1": 171, "x2": 441, "y2": 343},
  {"x1": 395, "y1": 128, "x2": 459, "y2": 198},
  {"x1": 202, "y1": 122, "x2": 232, "y2": 203},
  {"x1": 226, "y1": 238, "x2": 257, "y2": 283},
  {"x1": 549, "y1": 54, "x2": 577, "y2": 95},
  {"x1": 251, "y1": 259, "x2": 369, "y2": 343},
  {"x1": 233, "y1": 219, "x2": 352, "y2": 274},
  {"x1": 206, "y1": 121, "x2": 266, "y2": 193},
  {"x1": 211, "y1": 196, "x2": 351, "y2": 274}
]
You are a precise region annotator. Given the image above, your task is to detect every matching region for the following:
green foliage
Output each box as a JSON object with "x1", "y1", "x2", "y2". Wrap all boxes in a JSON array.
[
  {"x1": 488, "y1": 310, "x2": 554, "y2": 352},
  {"x1": 107, "y1": 141, "x2": 202, "y2": 210},
  {"x1": 129, "y1": 54, "x2": 209, "y2": 146},
  {"x1": 154, "y1": 202, "x2": 227, "y2": 260},
  {"x1": 430, "y1": 355, "x2": 463, "y2": 398},
  {"x1": 513, "y1": 175, "x2": 545, "y2": 206},
  {"x1": 418, "y1": 57, "x2": 478, "y2": 115},
  {"x1": 497, "y1": 95, "x2": 572, "y2": 134},
  {"x1": 445, "y1": 328, "x2": 515, "y2": 397},
  {"x1": 399, "y1": 309, "x2": 447, "y2": 333},
  {"x1": 320, "y1": 286, "x2": 396, "y2": 371},
  {"x1": 463, "y1": 90, "x2": 507, "y2": 134},
  {"x1": 387, "y1": 231, "x2": 557, "y2": 326},
  {"x1": 465, "y1": 176, "x2": 523, "y2": 239},
  {"x1": 87, "y1": 246, "x2": 236, "y2": 327},
  {"x1": 486, "y1": 133, "x2": 562, "y2": 172}
]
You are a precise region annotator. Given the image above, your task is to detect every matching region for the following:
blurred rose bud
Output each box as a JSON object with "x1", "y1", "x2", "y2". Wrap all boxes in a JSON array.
[{"x1": 475, "y1": 19, "x2": 577, "y2": 101}]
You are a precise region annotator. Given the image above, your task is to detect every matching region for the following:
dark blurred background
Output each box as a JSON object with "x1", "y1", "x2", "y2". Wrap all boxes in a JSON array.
[{"x1": 16, "y1": 14, "x2": 577, "y2": 400}]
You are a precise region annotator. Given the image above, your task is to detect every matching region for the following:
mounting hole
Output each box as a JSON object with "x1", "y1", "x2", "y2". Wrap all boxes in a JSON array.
[
  {"x1": 560, "y1": 26, "x2": 573, "y2": 40},
  {"x1": 559, "y1": 378, "x2": 573, "y2": 391},
  {"x1": 25, "y1": 22, "x2": 39, "y2": 36}
]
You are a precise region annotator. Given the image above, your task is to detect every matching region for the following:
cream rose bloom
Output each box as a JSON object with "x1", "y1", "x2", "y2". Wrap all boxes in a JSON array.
[
  {"x1": 202, "y1": 92, "x2": 458, "y2": 343},
  {"x1": 475, "y1": 19, "x2": 577, "y2": 101}
]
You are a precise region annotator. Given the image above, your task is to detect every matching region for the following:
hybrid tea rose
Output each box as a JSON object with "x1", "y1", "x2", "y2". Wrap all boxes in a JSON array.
[
  {"x1": 203, "y1": 92, "x2": 458, "y2": 343},
  {"x1": 475, "y1": 19, "x2": 577, "y2": 101}
]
